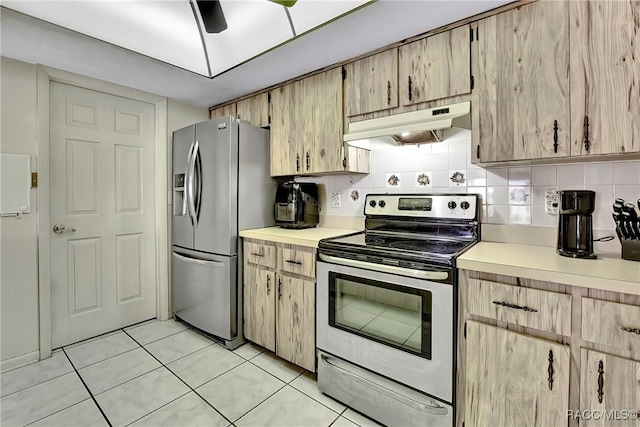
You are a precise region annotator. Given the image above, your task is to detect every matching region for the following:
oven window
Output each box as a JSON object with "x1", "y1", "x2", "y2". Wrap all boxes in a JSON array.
[{"x1": 329, "y1": 272, "x2": 432, "y2": 359}]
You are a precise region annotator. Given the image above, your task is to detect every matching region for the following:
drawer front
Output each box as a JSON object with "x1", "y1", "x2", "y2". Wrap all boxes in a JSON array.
[
  {"x1": 582, "y1": 298, "x2": 640, "y2": 353},
  {"x1": 278, "y1": 246, "x2": 316, "y2": 279},
  {"x1": 467, "y1": 278, "x2": 572, "y2": 336},
  {"x1": 243, "y1": 240, "x2": 276, "y2": 268}
]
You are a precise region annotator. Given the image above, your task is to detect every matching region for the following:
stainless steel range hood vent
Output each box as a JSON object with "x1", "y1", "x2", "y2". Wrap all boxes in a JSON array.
[{"x1": 343, "y1": 101, "x2": 470, "y2": 145}]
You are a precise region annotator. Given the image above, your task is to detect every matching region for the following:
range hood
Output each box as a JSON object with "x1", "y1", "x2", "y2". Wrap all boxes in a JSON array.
[{"x1": 344, "y1": 101, "x2": 471, "y2": 145}]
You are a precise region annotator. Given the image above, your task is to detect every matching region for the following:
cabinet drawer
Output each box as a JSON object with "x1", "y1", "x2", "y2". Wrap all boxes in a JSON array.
[
  {"x1": 582, "y1": 298, "x2": 640, "y2": 353},
  {"x1": 467, "y1": 278, "x2": 572, "y2": 336},
  {"x1": 277, "y1": 246, "x2": 316, "y2": 279},
  {"x1": 243, "y1": 241, "x2": 276, "y2": 268}
]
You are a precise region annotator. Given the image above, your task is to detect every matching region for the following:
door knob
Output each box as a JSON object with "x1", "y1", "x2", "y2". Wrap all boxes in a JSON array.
[{"x1": 52, "y1": 224, "x2": 76, "y2": 234}]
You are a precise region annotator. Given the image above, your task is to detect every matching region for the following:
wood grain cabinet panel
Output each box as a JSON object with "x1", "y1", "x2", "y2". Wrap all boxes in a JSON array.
[
  {"x1": 570, "y1": 0, "x2": 640, "y2": 156},
  {"x1": 236, "y1": 93, "x2": 269, "y2": 128},
  {"x1": 269, "y1": 82, "x2": 299, "y2": 176},
  {"x1": 243, "y1": 265, "x2": 276, "y2": 352},
  {"x1": 472, "y1": 0, "x2": 570, "y2": 163},
  {"x1": 580, "y1": 349, "x2": 640, "y2": 427},
  {"x1": 399, "y1": 25, "x2": 471, "y2": 106},
  {"x1": 243, "y1": 241, "x2": 276, "y2": 269},
  {"x1": 210, "y1": 104, "x2": 237, "y2": 119},
  {"x1": 582, "y1": 298, "x2": 640, "y2": 355},
  {"x1": 465, "y1": 321, "x2": 570, "y2": 427},
  {"x1": 278, "y1": 246, "x2": 316, "y2": 280},
  {"x1": 345, "y1": 49, "x2": 398, "y2": 116},
  {"x1": 276, "y1": 275, "x2": 316, "y2": 372},
  {"x1": 467, "y1": 278, "x2": 572, "y2": 336}
]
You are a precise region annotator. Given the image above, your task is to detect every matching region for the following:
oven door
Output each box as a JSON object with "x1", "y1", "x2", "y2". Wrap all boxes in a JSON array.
[{"x1": 317, "y1": 260, "x2": 454, "y2": 402}]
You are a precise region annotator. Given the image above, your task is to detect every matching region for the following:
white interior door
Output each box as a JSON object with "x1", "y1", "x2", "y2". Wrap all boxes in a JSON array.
[{"x1": 50, "y1": 82, "x2": 156, "y2": 348}]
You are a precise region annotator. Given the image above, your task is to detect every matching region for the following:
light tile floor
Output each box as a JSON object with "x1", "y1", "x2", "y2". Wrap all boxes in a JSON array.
[{"x1": 0, "y1": 319, "x2": 384, "y2": 427}]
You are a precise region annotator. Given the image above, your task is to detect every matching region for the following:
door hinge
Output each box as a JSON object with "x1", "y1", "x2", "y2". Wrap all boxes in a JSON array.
[
  {"x1": 470, "y1": 75, "x2": 474, "y2": 90},
  {"x1": 464, "y1": 322, "x2": 467, "y2": 339},
  {"x1": 268, "y1": 115, "x2": 271, "y2": 125},
  {"x1": 342, "y1": 158, "x2": 347, "y2": 169},
  {"x1": 342, "y1": 66, "x2": 347, "y2": 80},
  {"x1": 31, "y1": 172, "x2": 38, "y2": 188}
]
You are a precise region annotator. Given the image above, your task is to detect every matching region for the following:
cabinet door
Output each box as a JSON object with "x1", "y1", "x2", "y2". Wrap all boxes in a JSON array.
[
  {"x1": 570, "y1": 1, "x2": 640, "y2": 156},
  {"x1": 465, "y1": 321, "x2": 570, "y2": 427},
  {"x1": 345, "y1": 49, "x2": 398, "y2": 116},
  {"x1": 304, "y1": 68, "x2": 344, "y2": 174},
  {"x1": 243, "y1": 265, "x2": 275, "y2": 351},
  {"x1": 270, "y1": 83, "x2": 299, "y2": 176},
  {"x1": 580, "y1": 349, "x2": 640, "y2": 427},
  {"x1": 276, "y1": 275, "x2": 316, "y2": 372},
  {"x1": 236, "y1": 93, "x2": 269, "y2": 128},
  {"x1": 472, "y1": 1, "x2": 570, "y2": 163},
  {"x1": 210, "y1": 103, "x2": 237, "y2": 119},
  {"x1": 399, "y1": 25, "x2": 470, "y2": 106}
]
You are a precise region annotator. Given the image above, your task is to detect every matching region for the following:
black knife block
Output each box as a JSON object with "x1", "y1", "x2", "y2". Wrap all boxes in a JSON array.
[{"x1": 621, "y1": 239, "x2": 640, "y2": 262}]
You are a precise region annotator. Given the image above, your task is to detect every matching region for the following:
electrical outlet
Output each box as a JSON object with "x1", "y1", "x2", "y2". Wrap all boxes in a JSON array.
[
  {"x1": 545, "y1": 189, "x2": 560, "y2": 214},
  {"x1": 331, "y1": 192, "x2": 341, "y2": 208}
]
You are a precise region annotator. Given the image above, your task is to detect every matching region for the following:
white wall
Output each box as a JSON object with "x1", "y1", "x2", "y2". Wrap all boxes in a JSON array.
[
  {"x1": 0, "y1": 57, "x2": 40, "y2": 363},
  {"x1": 0, "y1": 57, "x2": 208, "y2": 365}
]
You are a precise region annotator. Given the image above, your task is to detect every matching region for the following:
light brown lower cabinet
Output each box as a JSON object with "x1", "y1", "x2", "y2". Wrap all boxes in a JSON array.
[
  {"x1": 580, "y1": 349, "x2": 640, "y2": 427},
  {"x1": 243, "y1": 239, "x2": 316, "y2": 372},
  {"x1": 465, "y1": 321, "x2": 570, "y2": 427}
]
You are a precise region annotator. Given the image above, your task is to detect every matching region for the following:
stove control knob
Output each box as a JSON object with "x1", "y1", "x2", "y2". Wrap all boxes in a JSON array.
[
  {"x1": 369, "y1": 200, "x2": 377, "y2": 208},
  {"x1": 461, "y1": 201, "x2": 470, "y2": 210},
  {"x1": 378, "y1": 200, "x2": 386, "y2": 208},
  {"x1": 448, "y1": 201, "x2": 457, "y2": 210}
]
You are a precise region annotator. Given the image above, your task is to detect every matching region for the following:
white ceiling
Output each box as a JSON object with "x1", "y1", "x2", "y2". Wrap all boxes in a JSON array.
[{"x1": 0, "y1": 0, "x2": 512, "y2": 108}]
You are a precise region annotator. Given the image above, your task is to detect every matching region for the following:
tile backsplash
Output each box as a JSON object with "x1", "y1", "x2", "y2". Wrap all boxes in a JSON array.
[{"x1": 296, "y1": 130, "x2": 640, "y2": 231}]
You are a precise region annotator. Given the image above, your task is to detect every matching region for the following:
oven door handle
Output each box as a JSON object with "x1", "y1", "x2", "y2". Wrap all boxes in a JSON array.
[
  {"x1": 318, "y1": 254, "x2": 449, "y2": 281},
  {"x1": 320, "y1": 355, "x2": 449, "y2": 416}
]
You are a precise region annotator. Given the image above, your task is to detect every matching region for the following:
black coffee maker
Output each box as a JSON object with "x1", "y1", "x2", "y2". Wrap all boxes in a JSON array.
[{"x1": 557, "y1": 190, "x2": 597, "y2": 259}]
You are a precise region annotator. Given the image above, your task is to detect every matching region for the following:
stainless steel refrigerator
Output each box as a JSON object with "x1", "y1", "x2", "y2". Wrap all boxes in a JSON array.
[{"x1": 171, "y1": 117, "x2": 275, "y2": 349}]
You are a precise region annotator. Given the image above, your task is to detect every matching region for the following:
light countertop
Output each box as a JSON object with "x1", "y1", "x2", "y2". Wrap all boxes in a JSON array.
[
  {"x1": 239, "y1": 226, "x2": 360, "y2": 248},
  {"x1": 458, "y1": 242, "x2": 640, "y2": 296}
]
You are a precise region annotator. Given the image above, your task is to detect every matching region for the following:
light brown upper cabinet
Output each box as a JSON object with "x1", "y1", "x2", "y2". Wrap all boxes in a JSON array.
[
  {"x1": 472, "y1": 1, "x2": 570, "y2": 163},
  {"x1": 570, "y1": 0, "x2": 640, "y2": 156},
  {"x1": 344, "y1": 49, "x2": 399, "y2": 116},
  {"x1": 270, "y1": 67, "x2": 364, "y2": 177},
  {"x1": 399, "y1": 25, "x2": 471, "y2": 107},
  {"x1": 210, "y1": 103, "x2": 237, "y2": 119},
  {"x1": 236, "y1": 93, "x2": 269, "y2": 128}
]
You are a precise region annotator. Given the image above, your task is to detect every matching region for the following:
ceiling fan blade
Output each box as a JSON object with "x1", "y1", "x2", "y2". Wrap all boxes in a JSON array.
[
  {"x1": 196, "y1": 0, "x2": 228, "y2": 34},
  {"x1": 268, "y1": 0, "x2": 298, "y2": 7}
]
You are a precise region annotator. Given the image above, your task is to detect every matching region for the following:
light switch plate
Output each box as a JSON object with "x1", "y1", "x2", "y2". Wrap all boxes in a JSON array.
[
  {"x1": 545, "y1": 189, "x2": 560, "y2": 214},
  {"x1": 331, "y1": 192, "x2": 341, "y2": 208}
]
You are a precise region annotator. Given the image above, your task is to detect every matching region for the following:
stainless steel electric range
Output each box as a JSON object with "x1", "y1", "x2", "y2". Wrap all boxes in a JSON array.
[{"x1": 316, "y1": 193, "x2": 479, "y2": 427}]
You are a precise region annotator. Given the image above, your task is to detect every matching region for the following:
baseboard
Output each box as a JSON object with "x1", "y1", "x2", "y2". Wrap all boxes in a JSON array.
[{"x1": 1, "y1": 350, "x2": 40, "y2": 373}]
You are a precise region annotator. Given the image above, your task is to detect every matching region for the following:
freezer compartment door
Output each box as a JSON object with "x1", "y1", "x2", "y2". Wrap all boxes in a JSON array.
[
  {"x1": 171, "y1": 249, "x2": 237, "y2": 340},
  {"x1": 172, "y1": 125, "x2": 195, "y2": 249},
  {"x1": 194, "y1": 118, "x2": 238, "y2": 256}
]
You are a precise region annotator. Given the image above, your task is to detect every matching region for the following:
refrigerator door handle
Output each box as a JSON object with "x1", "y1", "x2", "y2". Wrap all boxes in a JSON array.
[
  {"x1": 193, "y1": 140, "x2": 203, "y2": 224},
  {"x1": 172, "y1": 252, "x2": 225, "y2": 267},
  {"x1": 185, "y1": 140, "x2": 197, "y2": 225}
]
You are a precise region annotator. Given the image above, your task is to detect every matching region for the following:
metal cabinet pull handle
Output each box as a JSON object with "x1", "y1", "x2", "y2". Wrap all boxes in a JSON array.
[
  {"x1": 408, "y1": 76, "x2": 413, "y2": 101},
  {"x1": 278, "y1": 278, "x2": 282, "y2": 299},
  {"x1": 251, "y1": 252, "x2": 264, "y2": 257},
  {"x1": 285, "y1": 259, "x2": 302, "y2": 265},
  {"x1": 547, "y1": 350, "x2": 554, "y2": 391},
  {"x1": 583, "y1": 116, "x2": 590, "y2": 152},
  {"x1": 387, "y1": 80, "x2": 391, "y2": 105},
  {"x1": 53, "y1": 224, "x2": 76, "y2": 234},
  {"x1": 553, "y1": 120, "x2": 559, "y2": 153},
  {"x1": 492, "y1": 300, "x2": 538, "y2": 313},
  {"x1": 621, "y1": 327, "x2": 640, "y2": 334},
  {"x1": 306, "y1": 152, "x2": 310, "y2": 171},
  {"x1": 266, "y1": 275, "x2": 271, "y2": 294},
  {"x1": 296, "y1": 154, "x2": 300, "y2": 172},
  {"x1": 597, "y1": 360, "x2": 604, "y2": 403},
  {"x1": 476, "y1": 144, "x2": 480, "y2": 160}
]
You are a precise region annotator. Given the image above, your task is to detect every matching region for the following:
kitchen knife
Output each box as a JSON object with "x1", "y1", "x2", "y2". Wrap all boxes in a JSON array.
[
  {"x1": 624, "y1": 204, "x2": 640, "y2": 240},
  {"x1": 613, "y1": 202, "x2": 624, "y2": 214},
  {"x1": 615, "y1": 198, "x2": 626, "y2": 205},
  {"x1": 621, "y1": 211, "x2": 638, "y2": 240},
  {"x1": 612, "y1": 212, "x2": 624, "y2": 242}
]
